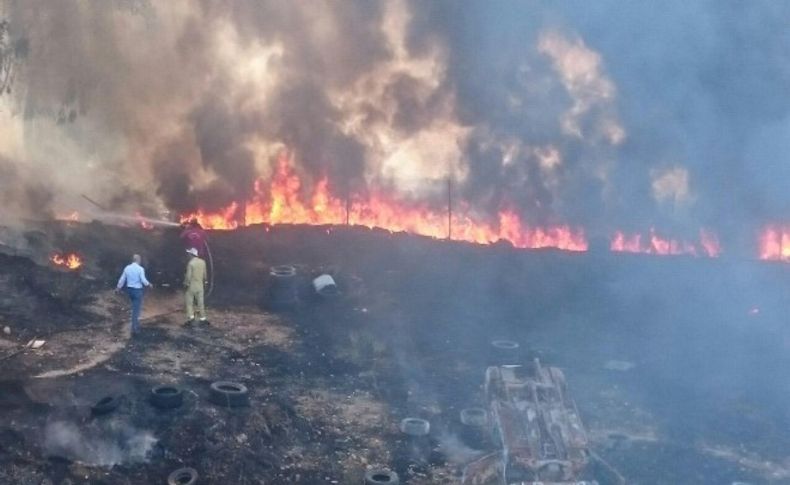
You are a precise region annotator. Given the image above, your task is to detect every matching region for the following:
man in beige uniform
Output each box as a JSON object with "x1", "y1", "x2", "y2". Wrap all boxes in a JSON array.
[{"x1": 184, "y1": 247, "x2": 208, "y2": 326}]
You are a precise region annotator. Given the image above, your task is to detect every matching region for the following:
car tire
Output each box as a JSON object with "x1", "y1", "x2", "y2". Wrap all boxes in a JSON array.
[
  {"x1": 91, "y1": 395, "x2": 121, "y2": 416},
  {"x1": 167, "y1": 467, "x2": 198, "y2": 485},
  {"x1": 150, "y1": 385, "x2": 184, "y2": 410},
  {"x1": 208, "y1": 381, "x2": 249, "y2": 407},
  {"x1": 364, "y1": 469, "x2": 399, "y2": 485}
]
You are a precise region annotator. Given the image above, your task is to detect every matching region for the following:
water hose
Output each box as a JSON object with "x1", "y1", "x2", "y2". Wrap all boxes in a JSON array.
[{"x1": 204, "y1": 240, "x2": 215, "y2": 297}]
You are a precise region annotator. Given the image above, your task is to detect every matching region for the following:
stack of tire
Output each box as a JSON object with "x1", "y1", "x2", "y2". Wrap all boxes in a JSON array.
[
  {"x1": 459, "y1": 407, "x2": 489, "y2": 449},
  {"x1": 268, "y1": 265, "x2": 298, "y2": 310}
]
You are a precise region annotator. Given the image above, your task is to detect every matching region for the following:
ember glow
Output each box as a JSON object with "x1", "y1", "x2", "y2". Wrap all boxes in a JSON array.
[
  {"x1": 610, "y1": 229, "x2": 721, "y2": 257},
  {"x1": 50, "y1": 252, "x2": 83, "y2": 270},
  {"x1": 181, "y1": 154, "x2": 588, "y2": 251},
  {"x1": 758, "y1": 225, "x2": 790, "y2": 261}
]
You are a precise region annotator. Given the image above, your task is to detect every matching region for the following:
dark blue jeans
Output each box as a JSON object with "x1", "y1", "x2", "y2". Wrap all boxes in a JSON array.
[{"x1": 126, "y1": 287, "x2": 144, "y2": 333}]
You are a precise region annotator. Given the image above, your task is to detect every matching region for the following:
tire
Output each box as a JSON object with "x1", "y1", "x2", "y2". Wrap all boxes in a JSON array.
[
  {"x1": 399, "y1": 418, "x2": 430, "y2": 437},
  {"x1": 91, "y1": 395, "x2": 121, "y2": 415},
  {"x1": 491, "y1": 339, "x2": 519, "y2": 350},
  {"x1": 268, "y1": 265, "x2": 298, "y2": 308},
  {"x1": 150, "y1": 385, "x2": 184, "y2": 410},
  {"x1": 208, "y1": 381, "x2": 249, "y2": 407},
  {"x1": 489, "y1": 339, "x2": 520, "y2": 365},
  {"x1": 459, "y1": 408, "x2": 488, "y2": 427},
  {"x1": 460, "y1": 408, "x2": 488, "y2": 449},
  {"x1": 167, "y1": 467, "x2": 198, "y2": 485},
  {"x1": 364, "y1": 469, "x2": 399, "y2": 485}
]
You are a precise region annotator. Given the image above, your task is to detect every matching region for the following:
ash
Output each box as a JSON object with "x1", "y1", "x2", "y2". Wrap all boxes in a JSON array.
[{"x1": 0, "y1": 221, "x2": 788, "y2": 484}]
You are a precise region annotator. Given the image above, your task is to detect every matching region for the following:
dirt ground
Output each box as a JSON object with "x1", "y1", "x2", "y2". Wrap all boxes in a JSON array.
[{"x1": 1, "y1": 221, "x2": 790, "y2": 484}]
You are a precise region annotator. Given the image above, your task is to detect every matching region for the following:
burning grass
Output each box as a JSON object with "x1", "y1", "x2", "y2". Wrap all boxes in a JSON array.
[
  {"x1": 179, "y1": 152, "x2": 727, "y2": 257},
  {"x1": 49, "y1": 252, "x2": 82, "y2": 270}
]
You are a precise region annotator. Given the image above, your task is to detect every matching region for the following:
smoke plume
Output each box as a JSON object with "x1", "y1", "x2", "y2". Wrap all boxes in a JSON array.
[{"x1": 0, "y1": 0, "x2": 789, "y2": 247}]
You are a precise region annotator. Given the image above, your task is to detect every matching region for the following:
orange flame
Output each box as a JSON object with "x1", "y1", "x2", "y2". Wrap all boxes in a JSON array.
[
  {"x1": 50, "y1": 252, "x2": 83, "y2": 270},
  {"x1": 610, "y1": 228, "x2": 720, "y2": 257},
  {"x1": 57, "y1": 211, "x2": 80, "y2": 222},
  {"x1": 180, "y1": 153, "x2": 735, "y2": 256},
  {"x1": 758, "y1": 225, "x2": 790, "y2": 261},
  {"x1": 181, "y1": 153, "x2": 588, "y2": 251}
]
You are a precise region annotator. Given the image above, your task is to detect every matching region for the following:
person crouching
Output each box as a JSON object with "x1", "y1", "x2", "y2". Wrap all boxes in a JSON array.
[{"x1": 183, "y1": 247, "x2": 209, "y2": 326}]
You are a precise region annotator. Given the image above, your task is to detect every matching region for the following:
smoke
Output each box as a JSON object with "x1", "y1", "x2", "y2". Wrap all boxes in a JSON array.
[
  {"x1": 435, "y1": 431, "x2": 484, "y2": 464},
  {"x1": 0, "y1": 0, "x2": 789, "y2": 242},
  {"x1": 43, "y1": 420, "x2": 157, "y2": 467}
]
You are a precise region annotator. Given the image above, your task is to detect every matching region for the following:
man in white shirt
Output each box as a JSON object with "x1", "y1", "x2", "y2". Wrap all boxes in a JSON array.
[{"x1": 115, "y1": 254, "x2": 152, "y2": 335}]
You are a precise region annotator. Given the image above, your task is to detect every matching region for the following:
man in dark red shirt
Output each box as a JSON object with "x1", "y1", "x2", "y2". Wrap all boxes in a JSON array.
[{"x1": 180, "y1": 219, "x2": 207, "y2": 258}]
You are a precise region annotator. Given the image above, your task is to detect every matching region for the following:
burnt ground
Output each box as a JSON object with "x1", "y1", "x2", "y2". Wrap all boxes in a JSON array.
[{"x1": 1, "y1": 221, "x2": 790, "y2": 484}]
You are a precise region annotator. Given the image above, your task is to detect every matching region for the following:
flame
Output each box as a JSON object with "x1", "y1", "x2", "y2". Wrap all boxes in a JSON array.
[
  {"x1": 758, "y1": 225, "x2": 790, "y2": 261},
  {"x1": 610, "y1": 228, "x2": 720, "y2": 257},
  {"x1": 180, "y1": 153, "x2": 738, "y2": 256},
  {"x1": 181, "y1": 153, "x2": 588, "y2": 251},
  {"x1": 50, "y1": 252, "x2": 83, "y2": 270},
  {"x1": 57, "y1": 211, "x2": 80, "y2": 222}
]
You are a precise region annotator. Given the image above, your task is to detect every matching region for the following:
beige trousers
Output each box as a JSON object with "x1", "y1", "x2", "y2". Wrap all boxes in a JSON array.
[{"x1": 185, "y1": 287, "x2": 205, "y2": 320}]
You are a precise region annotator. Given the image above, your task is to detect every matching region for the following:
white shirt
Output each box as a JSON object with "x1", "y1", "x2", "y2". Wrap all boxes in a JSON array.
[{"x1": 117, "y1": 262, "x2": 150, "y2": 289}]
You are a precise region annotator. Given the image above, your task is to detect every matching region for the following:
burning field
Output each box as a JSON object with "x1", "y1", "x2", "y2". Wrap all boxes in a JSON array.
[
  {"x1": 2, "y1": 1, "x2": 790, "y2": 484},
  {"x1": 0, "y1": 220, "x2": 790, "y2": 484}
]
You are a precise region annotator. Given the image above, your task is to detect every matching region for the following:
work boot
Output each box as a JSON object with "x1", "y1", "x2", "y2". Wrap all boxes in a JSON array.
[
  {"x1": 199, "y1": 318, "x2": 210, "y2": 326},
  {"x1": 183, "y1": 319, "x2": 195, "y2": 327}
]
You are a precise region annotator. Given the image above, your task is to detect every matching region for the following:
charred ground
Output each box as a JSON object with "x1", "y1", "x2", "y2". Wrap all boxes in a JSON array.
[{"x1": 1, "y1": 221, "x2": 789, "y2": 484}]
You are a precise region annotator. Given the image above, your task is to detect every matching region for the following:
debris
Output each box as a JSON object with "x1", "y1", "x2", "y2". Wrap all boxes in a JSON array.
[
  {"x1": 604, "y1": 360, "x2": 635, "y2": 371},
  {"x1": 463, "y1": 359, "x2": 623, "y2": 484},
  {"x1": 3, "y1": 326, "x2": 10, "y2": 335},
  {"x1": 30, "y1": 339, "x2": 46, "y2": 349},
  {"x1": 312, "y1": 274, "x2": 338, "y2": 296}
]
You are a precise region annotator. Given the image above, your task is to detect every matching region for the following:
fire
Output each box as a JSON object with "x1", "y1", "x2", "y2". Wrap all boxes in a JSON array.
[
  {"x1": 181, "y1": 153, "x2": 588, "y2": 251},
  {"x1": 178, "y1": 151, "x2": 751, "y2": 257},
  {"x1": 57, "y1": 211, "x2": 80, "y2": 222},
  {"x1": 758, "y1": 225, "x2": 790, "y2": 261},
  {"x1": 179, "y1": 153, "x2": 737, "y2": 256},
  {"x1": 610, "y1": 228, "x2": 720, "y2": 257},
  {"x1": 50, "y1": 252, "x2": 83, "y2": 270}
]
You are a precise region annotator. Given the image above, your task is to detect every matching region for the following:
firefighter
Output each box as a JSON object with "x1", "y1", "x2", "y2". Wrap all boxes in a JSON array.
[{"x1": 183, "y1": 247, "x2": 209, "y2": 326}]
